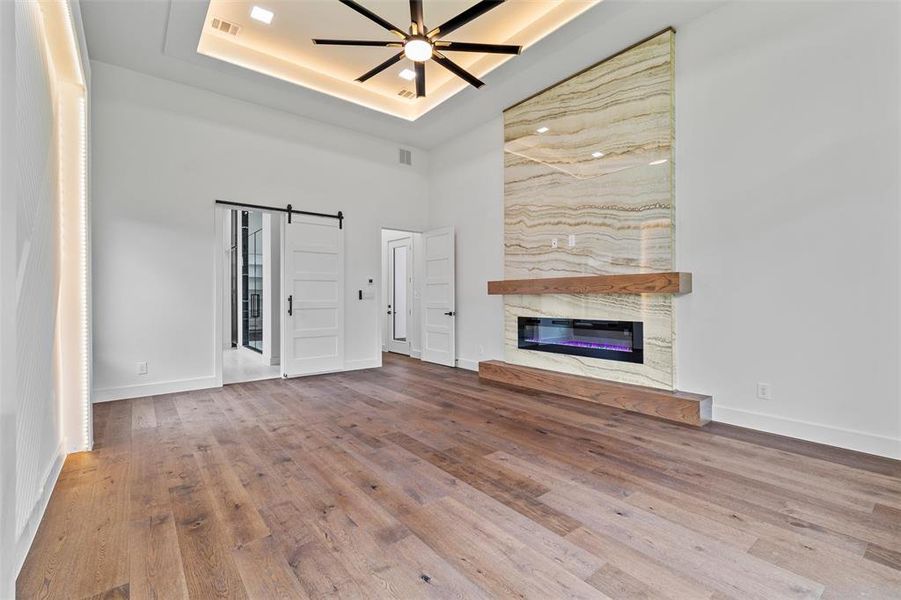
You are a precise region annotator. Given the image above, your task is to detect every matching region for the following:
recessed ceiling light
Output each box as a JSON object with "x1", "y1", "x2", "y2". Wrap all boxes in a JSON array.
[
  {"x1": 399, "y1": 68, "x2": 416, "y2": 81},
  {"x1": 592, "y1": 151, "x2": 604, "y2": 158},
  {"x1": 649, "y1": 159, "x2": 668, "y2": 166},
  {"x1": 250, "y1": 6, "x2": 274, "y2": 24},
  {"x1": 536, "y1": 126, "x2": 549, "y2": 134}
]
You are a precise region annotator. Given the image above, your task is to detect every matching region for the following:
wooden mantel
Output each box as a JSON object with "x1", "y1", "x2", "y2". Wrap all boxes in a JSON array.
[{"x1": 487, "y1": 272, "x2": 691, "y2": 296}]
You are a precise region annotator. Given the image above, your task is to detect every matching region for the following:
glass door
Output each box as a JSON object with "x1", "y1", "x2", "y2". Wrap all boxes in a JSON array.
[
  {"x1": 242, "y1": 210, "x2": 264, "y2": 353},
  {"x1": 386, "y1": 236, "x2": 412, "y2": 355},
  {"x1": 229, "y1": 210, "x2": 238, "y2": 347}
]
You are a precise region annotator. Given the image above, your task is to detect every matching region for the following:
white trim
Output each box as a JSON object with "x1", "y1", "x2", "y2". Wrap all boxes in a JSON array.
[
  {"x1": 455, "y1": 357, "x2": 478, "y2": 372},
  {"x1": 213, "y1": 206, "x2": 225, "y2": 388},
  {"x1": 93, "y1": 375, "x2": 219, "y2": 403},
  {"x1": 14, "y1": 444, "x2": 64, "y2": 579},
  {"x1": 410, "y1": 349, "x2": 421, "y2": 359},
  {"x1": 713, "y1": 405, "x2": 901, "y2": 460}
]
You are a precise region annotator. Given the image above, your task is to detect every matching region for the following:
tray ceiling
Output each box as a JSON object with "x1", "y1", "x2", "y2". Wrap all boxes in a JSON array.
[{"x1": 197, "y1": 0, "x2": 600, "y2": 121}]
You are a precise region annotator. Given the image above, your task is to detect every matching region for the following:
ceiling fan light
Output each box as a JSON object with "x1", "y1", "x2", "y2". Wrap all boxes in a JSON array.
[{"x1": 404, "y1": 38, "x2": 433, "y2": 62}]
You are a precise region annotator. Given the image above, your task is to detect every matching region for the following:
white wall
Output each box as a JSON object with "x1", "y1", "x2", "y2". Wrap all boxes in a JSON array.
[
  {"x1": 427, "y1": 118, "x2": 506, "y2": 371},
  {"x1": 428, "y1": 2, "x2": 901, "y2": 458},
  {"x1": 674, "y1": 1, "x2": 900, "y2": 458},
  {"x1": 91, "y1": 61, "x2": 429, "y2": 401},
  {"x1": 13, "y1": 0, "x2": 66, "y2": 579},
  {"x1": 5, "y1": 0, "x2": 92, "y2": 586},
  {"x1": 0, "y1": 1, "x2": 16, "y2": 595}
]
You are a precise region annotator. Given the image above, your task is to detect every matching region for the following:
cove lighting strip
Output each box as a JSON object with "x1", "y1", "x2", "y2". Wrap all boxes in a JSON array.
[{"x1": 61, "y1": 0, "x2": 91, "y2": 450}]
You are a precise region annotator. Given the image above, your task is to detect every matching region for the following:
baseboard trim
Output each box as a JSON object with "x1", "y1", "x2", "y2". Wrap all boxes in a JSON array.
[
  {"x1": 410, "y1": 349, "x2": 421, "y2": 359},
  {"x1": 456, "y1": 357, "x2": 479, "y2": 371},
  {"x1": 95, "y1": 359, "x2": 384, "y2": 402},
  {"x1": 15, "y1": 444, "x2": 65, "y2": 580},
  {"x1": 713, "y1": 405, "x2": 901, "y2": 460},
  {"x1": 93, "y1": 375, "x2": 219, "y2": 403}
]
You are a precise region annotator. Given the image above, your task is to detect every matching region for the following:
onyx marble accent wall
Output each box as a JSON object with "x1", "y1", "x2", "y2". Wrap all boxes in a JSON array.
[{"x1": 503, "y1": 30, "x2": 675, "y2": 390}]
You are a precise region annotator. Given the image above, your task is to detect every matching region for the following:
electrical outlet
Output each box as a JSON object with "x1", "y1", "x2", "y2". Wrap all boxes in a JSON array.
[
  {"x1": 478, "y1": 344, "x2": 484, "y2": 357},
  {"x1": 757, "y1": 382, "x2": 772, "y2": 400},
  {"x1": 568, "y1": 234, "x2": 576, "y2": 247},
  {"x1": 137, "y1": 361, "x2": 149, "y2": 376},
  {"x1": 551, "y1": 238, "x2": 559, "y2": 249}
]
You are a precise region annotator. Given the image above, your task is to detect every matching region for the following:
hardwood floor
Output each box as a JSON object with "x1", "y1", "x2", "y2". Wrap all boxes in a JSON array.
[{"x1": 17, "y1": 353, "x2": 901, "y2": 599}]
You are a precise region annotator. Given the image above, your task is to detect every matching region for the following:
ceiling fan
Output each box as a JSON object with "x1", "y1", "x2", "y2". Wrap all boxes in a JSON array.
[{"x1": 313, "y1": 0, "x2": 522, "y2": 98}]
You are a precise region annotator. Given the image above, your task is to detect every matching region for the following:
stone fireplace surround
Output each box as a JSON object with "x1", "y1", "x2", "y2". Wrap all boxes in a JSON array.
[{"x1": 500, "y1": 30, "x2": 678, "y2": 391}]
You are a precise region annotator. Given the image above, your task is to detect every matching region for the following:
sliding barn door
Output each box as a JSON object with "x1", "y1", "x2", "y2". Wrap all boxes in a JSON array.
[
  {"x1": 281, "y1": 214, "x2": 344, "y2": 377},
  {"x1": 421, "y1": 226, "x2": 456, "y2": 367}
]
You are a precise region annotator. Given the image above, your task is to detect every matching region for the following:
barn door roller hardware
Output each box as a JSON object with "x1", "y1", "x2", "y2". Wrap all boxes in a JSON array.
[{"x1": 215, "y1": 199, "x2": 343, "y2": 229}]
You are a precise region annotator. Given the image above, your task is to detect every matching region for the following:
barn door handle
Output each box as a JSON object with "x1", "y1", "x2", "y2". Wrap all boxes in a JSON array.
[{"x1": 288, "y1": 295, "x2": 293, "y2": 316}]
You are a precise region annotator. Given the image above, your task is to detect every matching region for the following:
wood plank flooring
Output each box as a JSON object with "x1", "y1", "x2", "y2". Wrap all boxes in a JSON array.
[{"x1": 17, "y1": 353, "x2": 901, "y2": 599}]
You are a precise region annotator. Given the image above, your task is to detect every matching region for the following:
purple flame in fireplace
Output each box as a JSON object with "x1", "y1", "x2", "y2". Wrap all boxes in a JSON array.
[{"x1": 524, "y1": 338, "x2": 632, "y2": 353}]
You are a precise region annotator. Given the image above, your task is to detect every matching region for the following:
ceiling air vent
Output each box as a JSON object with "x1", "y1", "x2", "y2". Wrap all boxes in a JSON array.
[
  {"x1": 397, "y1": 89, "x2": 415, "y2": 99},
  {"x1": 399, "y1": 149, "x2": 413, "y2": 166},
  {"x1": 211, "y1": 18, "x2": 241, "y2": 36}
]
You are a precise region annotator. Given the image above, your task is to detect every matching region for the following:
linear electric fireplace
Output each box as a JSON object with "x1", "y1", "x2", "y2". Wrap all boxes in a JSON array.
[{"x1": 518, "y1": 317, "x2": 644, "y2": 364}]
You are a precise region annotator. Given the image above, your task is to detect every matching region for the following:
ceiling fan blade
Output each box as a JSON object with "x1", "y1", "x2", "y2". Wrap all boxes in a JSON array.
[
  {"x1": 356, "y1": 51, "x2": 404, "y2": 82},
  {"x1": 433, "y1": 52, "x2": 484, "y2": 88},
  {"x1": 415, "y1": 62, "x2": 426, "y2": 97},
  {"x1": 435, "y1": 41, "x2": 521, "y2": 54},
  {"x1": 337, "y1": 0, "x2": 407, "y2": 38},
  {"x1": 313, "y1": 39, "x2": 402, "y2": 47},
  {"x1": 410, "y1": 0, "x2": 424, "y2": 35},
  {"x1": 428, "y1": 0, "x2": 505, "y2": 39}
]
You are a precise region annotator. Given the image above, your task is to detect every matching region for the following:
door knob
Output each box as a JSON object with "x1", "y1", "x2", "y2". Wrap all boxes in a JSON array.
[{"x1": 444, "y1": 311, "x2": 456, "y2": 316}]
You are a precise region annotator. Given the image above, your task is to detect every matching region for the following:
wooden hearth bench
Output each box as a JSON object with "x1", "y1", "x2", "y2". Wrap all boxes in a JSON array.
[{"x1": 478, "y1": 360, "x2": 712, "y2": 426}]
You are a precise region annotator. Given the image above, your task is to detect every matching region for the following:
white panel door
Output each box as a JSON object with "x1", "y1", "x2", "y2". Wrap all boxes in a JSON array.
[
  {"x1": 281, "y1": 214, "x2": 344, "y2": 377},
  {"x1": 421, "y1": 227, "x2": 455, "y2": 367}
]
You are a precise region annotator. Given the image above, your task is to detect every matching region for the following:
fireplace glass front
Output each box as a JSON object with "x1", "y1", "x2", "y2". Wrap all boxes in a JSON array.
[{"x1": 517, "y1": 317, "x2": 644, "y2": 364}]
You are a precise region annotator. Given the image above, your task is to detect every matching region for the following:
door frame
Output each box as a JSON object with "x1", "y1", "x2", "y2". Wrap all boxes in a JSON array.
[
  {"x1": 379, "y1": 227, "x2": 424, "y2": 362},
  {"x1": 213, "y1": 205, "x2": 227, "y2": 387},
  {"x1": 385, "y1": 236, "x2": 413, "y2": 355},
  {"x1": 213, "y1": 204, "x2": 283, "y2": 385}
]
